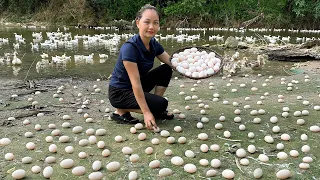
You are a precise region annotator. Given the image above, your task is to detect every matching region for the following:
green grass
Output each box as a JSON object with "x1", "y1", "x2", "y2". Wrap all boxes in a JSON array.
[{"x1": 0, "y1": 73, "x2": 319, "y2": 179}]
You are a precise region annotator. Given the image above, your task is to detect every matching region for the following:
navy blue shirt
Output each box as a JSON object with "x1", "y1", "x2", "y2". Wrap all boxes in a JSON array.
[{"x1": 109, "y1": 34, "x2": 164, "y2": 89}]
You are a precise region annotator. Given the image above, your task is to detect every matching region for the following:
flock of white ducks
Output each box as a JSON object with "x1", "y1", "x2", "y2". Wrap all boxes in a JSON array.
[{"x1": 0, "y1": 25, "x2": 319, "y2": 76}]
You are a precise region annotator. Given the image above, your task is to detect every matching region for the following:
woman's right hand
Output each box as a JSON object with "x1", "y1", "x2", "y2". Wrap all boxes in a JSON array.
[{"x1": 143, "y1": 111, "x2": 157, "y2": 130}]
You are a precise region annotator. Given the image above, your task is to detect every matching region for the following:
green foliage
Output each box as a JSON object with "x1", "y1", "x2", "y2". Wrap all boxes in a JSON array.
[
  {"x1": 1, "y1": 0, "x2": 47, "y2": 15},
  {"x1": 0, "y1": 0, "x2": 319, "y2": 28},
  {"x1": 163, "y1": 0, "x2": 206, "y2": 18},
  {"x1": 292, "y1": 0, "x2": 320, "y2": 19}
]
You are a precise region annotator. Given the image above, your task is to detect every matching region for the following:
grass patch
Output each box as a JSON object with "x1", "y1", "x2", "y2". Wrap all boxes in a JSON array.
[{"x1": 0, "y1": 73, "x2": 319, "y2": 179}]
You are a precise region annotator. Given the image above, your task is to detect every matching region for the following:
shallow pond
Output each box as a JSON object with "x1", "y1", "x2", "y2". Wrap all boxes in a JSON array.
[{"x1": 0, "y1": 26, "x2": 317, "y2": 80}]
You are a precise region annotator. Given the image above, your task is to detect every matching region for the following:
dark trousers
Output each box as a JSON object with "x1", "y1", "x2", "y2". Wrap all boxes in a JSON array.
[{"x1": 108, "y1": 64, "x2": 172, "y2": 117}]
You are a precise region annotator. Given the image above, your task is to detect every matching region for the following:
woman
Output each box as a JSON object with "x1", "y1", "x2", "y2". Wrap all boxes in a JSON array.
[{"x1": 108, "y1": 4, "x2": 174, "y2": 130}]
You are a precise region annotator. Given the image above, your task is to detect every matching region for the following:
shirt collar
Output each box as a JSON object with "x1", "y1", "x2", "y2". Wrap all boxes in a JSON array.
[{"x1": 137, "y1": 34, "x2": 154, "y2": 53}]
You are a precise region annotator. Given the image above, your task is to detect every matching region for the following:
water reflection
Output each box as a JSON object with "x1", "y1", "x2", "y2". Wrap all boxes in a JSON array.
[{"x1": 0, "y1": 25, "x2": 319, "y2": 79}]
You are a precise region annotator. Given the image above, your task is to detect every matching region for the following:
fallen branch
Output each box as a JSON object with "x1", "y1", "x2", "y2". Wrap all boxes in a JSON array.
[
  {"x1": 24, "y1": 56, "x2": 37, "y2": 81},
  {"x1": 247, "y1": 156, "x2": 272, "y2": 166},
  {"x1": 282, "y1": 67, "x2": 294, "y2": 76},
  {"x1": 16, "y1": 89, "x2": 48, "y2": 96},
  {"x1": 49, "y1": 104, "x2": 78, "y2": 109},
  {"x1": 217, "y1": 136, "x2": 242, "y2": 142},
  {"x1": 235, "y1": 157, "x2": 244, "y2": 174},
  {"x1": 15, "y1": 110, "x2": 55, "y2": 119}
]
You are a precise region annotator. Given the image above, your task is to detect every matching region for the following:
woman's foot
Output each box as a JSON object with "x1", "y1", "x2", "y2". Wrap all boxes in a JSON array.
[
  {"x1": 157, "y1": 110, "x2": 174, "y2": 120},
  {"x1": 111, "y1": 112, "x2": 140, "y2": 124}
]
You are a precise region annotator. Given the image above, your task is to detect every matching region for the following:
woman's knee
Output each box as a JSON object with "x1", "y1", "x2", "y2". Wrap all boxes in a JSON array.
[
  {"x1": 161, "y1": 64, "x2": 173, "y2": 75},
  {"x1": 158, "y1": 97, "x2": 168, "y2": 112},
  {"x1": 149, "y1": 96, "x2": 168, "y2": 115}
]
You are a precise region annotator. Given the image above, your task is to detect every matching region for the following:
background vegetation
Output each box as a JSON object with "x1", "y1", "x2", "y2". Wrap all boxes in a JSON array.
[{"x1": 0, "y1": 0, "x2": 320, "y2": 29}]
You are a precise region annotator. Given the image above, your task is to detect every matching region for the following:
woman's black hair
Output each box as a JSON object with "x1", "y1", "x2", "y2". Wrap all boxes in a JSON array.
[{"x1": 136, "y1": 4, "x2": 160, "y2": 21}]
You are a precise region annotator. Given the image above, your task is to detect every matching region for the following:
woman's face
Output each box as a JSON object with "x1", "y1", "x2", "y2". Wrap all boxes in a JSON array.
[{"x1": 136, "y1": 9, "x2": 159, "y2": 39}]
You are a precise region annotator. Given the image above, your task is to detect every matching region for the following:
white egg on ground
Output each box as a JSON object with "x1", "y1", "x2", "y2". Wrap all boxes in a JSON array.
[
  {"x1": 60, "y1": 159, "x2": 74, "y2": 169},
  {"x1": 215, "y1": 123, "x2": 223, "y2": 130},
  {"x1": 201, "y1": 117, "x2": 209, "y2": 123},
  {"x1": 301, "y1": 145, "x2": 310, "y2": 153},
  {"x1": 222, "y1": 169, "x2": 235, "y2": 179},
  {"x1": 26, "y1": 142, "x2": 36, "y2": 150},
  {"x1": 72, "y1": 166, "x2": 86, "y2": 176},
  {"x1": 114, "y1": 135, "x2": 123, "y2": 142},
  {"x1": 198, "y1": 133, "x2": 208, "y2": 140},
  {"x1": 264, "y1": 136, "x2": 274, "y2": 143},
  {"x1": 160, "y1": 130, "x2": 170, "y2": 137},
  {"x1": 200, "y1": 144, "x2": 209, "y2": 152},
  {"x1": 310, "y1": 125, "x2": 320, "y2": 132},
  {"x1": 106, "y1": 161, "x2": 121, "y2": 172},
  {"x1": 145, "y1": 147, "x2": 154, "y2": 154},
  {"x1": 5, "y1": 153, "x2": 14, "y2": 160},
  {"x1": 185, "y1": 150, "x2": 195, "y2": 158},
  {"x1": 239, "y1": 124, "x2": 246, "y2": 131},
  {"x1": 277, "y1": 152, "x2": 288, "y2": 160},
  {"x1": 31, "y1": 166, "x2": 41, "y2": 174},
  {"x1": 23, "y1": 119, "x2": 30, "y2": 125},
  {"x1": 219, "y1": 116, "x2": 226, "y2": 121},
  {"x1": 250, "y1": 110, "x2": 258, "y2": 116},
  {"x1": 224, "y1": 131, "x2": 231, "y2": 138},
  {"x1": 102, "y1": 149, "x2": 111, "y2": 157},
  {"x1": 253, "y1": 117, "x2": 261, "y2": 124},
  {"x1": 138, "y1": 133, "x2": 147, "y2": 140},
  {"x1": 171, "y1": 156, "x2": 184, "y2": 166},
  {"x1": 88, "y1": 172, "x2": 104, "y2": 180},
  {"x1": 43, "y1": 166, "x2": 53, "y2": 179},
  {"x1": 78, "y1": 152, "x2": 87, "y2": 159},
  {"x1": 22, "y1": 157, "x2": 33, "y2": 164},
  {"x1": 158, "y1": 168, "x2": 173, "y2": 177},
  {"x1": 240, "y1": 158, "x2": 249, "y2": 166},
  {"x1": 303, "y1": 156, "x2": 313, "y2": 163},
  {"x1": 65, "y1": 146, "x2": 74, "y2": 153},
  {"x1": 276, "y1": 169, "x2": 291, "y2": 179},
  {"x1": 167, "y1": 137, "x2": 175, "y2": 144},
  {"x1": 270, "y1": 116, "x2": 278, "y2": 123},
  {"x1": 247, "y1": 145, "x2": 256, "y2": 154},
  {"x1": 164, "y1": 149, "x2": 173, "y2": 156},
  {"x1": 289, "y1": 150, "x2": 299, "y2": 157},
  {"x1": 258, "y1": 154, "x2": 269, "y2": 162},
  {"x1": 253, "y1": 168, "x2": 263, "y2": 179},
  {"x1": 12, "y1": 169, "x2": 26, "y2": 179},
  {"x1": 297, "y1": 119, "x2": 305, "y2": 125},
  {"x1": 301, "y1": 134, "x2": 308, "y2": 141},
  {"x1": 149, "y1": 160, "x2": 160, "y2": 169},
  {"x1": 128, "y1": 171, "x2": 138, "y2": 180},
  {"x1": 210, "y1": 144, "x2": 220, "y2": 151},
  {"x1": 92, "y1": 161, "x2": 102, "y2": 171},
  {"x1": 184, "y1": 163, "x2": 197, "y2": 174},
  {"x1": 236, "y1": 148, "x2": 246, "y2": 158},
  {"x1": 129, "y1": 154, "x2": 140, "y2": 163},
  {"x1": 234, "y1": 116, "x2": 241, "y2": 123},
  {"x1": 281, "y1": 134, "x2": 290, "y2": 141},
  {"x1": 48, "y1": 144, "x2": 57, "y2": 153},
  {"x1": 248, "y1": 132, "x2": 255, "y2": 138},
  {"x1": 210, "y1": 159, "x2": 221, "y2": 168}
]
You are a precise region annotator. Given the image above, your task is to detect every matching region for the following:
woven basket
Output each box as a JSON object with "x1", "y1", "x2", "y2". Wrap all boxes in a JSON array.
[{"x1": 170, "y1": 46, "x2": 223, "y2": 80}]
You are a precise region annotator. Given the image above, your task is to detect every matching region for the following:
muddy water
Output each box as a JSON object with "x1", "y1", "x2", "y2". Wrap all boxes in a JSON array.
[{"x1": 0, "y1": 26, "x2": 315, "y2": 80}]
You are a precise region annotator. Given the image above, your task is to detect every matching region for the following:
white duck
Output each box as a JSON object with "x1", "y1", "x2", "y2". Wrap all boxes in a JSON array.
[{"x1": 12, "y1": 53, "x2": 22, "y2": 65}]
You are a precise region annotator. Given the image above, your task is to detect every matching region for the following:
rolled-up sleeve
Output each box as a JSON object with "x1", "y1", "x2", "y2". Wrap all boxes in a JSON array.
[{"x1": 121, "y1": 43, "x2": 137, "y2": 63}]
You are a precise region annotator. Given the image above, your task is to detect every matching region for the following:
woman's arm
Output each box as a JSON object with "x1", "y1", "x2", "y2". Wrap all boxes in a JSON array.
[
  {"x1": 157, "y1": 51, "x2": 173, "y2": 68},
  {"x1": 123, "y1": 60, "x2": 157, "y2": 129}
]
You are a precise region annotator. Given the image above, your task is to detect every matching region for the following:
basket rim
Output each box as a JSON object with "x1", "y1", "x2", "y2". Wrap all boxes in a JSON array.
[{"x1": 170, "y1": 46, "x2": 224, "y2": 80}]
